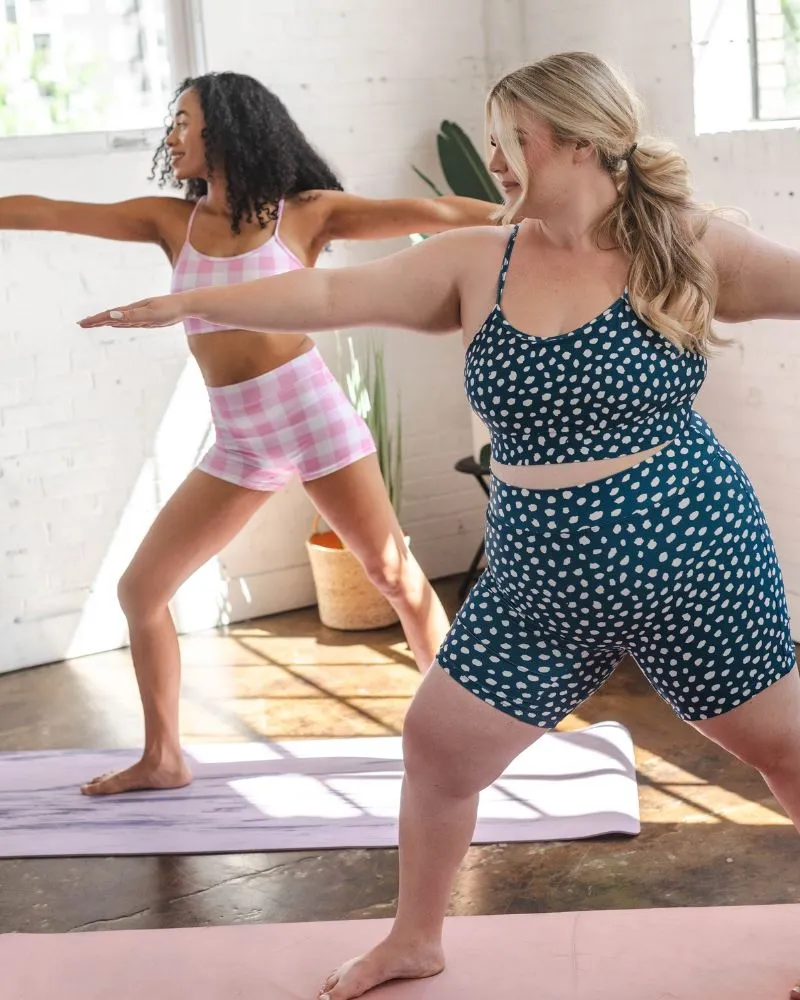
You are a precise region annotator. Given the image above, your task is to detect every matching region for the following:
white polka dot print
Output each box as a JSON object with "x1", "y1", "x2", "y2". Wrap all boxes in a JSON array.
[{"x1": 465, "y1": 224, "x2": 708, "y2": 466}]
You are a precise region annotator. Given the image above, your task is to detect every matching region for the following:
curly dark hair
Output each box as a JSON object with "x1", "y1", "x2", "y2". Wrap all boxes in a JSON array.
[{"x1": 150, "y1": 71, "x2": 343, "y2": 233}]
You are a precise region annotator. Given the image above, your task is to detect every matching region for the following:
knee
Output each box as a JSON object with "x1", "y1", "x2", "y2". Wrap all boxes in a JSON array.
[
  {"x1": 360, "y1": 542, "x2": 412, "y2": 604},
  {"x1": 731, "y1": 732, "x2": 799, "y2": 778},
  {"x1": 401, "y1": 703, "x2": 482, "y2": 801},
  {"x1": 117, "y1": 567, "x2": 166, "y2": 622}
]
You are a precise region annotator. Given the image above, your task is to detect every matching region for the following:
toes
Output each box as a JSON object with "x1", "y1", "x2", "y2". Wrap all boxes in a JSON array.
[
  {"x1": 81, "y1": 773, "x2": 125, "y2": 796},
  {"x1": 81, "y1": 772, "x2": 115, "y2": 795},
  {"x1": 319, "y1": 971, "x2": 339, "y2": 997}
]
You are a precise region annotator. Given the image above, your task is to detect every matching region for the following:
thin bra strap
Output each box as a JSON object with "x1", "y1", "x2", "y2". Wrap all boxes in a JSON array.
[
  {"x1": 185, "y1": 196, "x2": 204, "y2": 239},
  {"x1": 495, "y1": 223, "x2": 521, "y2": 306},
  {"x1": 273, "y1": 197, "x2": 286, "y2": 238}
]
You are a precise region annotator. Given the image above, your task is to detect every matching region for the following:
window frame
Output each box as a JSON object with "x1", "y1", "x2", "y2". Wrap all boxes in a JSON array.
[
  {"x1": 749, "y1": 0, "x2": 800, "y2": 123},
  {"x1": 0, "y1": 0, "x2": 206, "y2": 160}
]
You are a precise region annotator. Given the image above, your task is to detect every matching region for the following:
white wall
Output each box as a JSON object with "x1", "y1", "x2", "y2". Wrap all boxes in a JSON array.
[
  {"x1": 520, "y1": 0, "x2": 800, "y2": 630},
  {"x1": 0, "y1": 0, "x2": 501, "y2": 673}
]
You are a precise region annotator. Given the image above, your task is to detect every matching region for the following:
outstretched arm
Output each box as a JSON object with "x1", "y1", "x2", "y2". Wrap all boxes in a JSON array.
[
  {"x1": 79, "y1": 228, "x2": 473, "y2": 335},
  {"x1": 705, "y1": 214, "x2": 800, "y2": 322},
  {"x1": 317, "y1": 190, "x2": 499, "y2": 241},
  {"x1": 0, "y1": 195, "x2": 178, "y2": 244}
]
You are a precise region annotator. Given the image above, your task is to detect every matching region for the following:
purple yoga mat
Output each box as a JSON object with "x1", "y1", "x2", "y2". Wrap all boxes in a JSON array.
[{"x1": 0, "y1": 722, "x2": 639, "y2": 858}]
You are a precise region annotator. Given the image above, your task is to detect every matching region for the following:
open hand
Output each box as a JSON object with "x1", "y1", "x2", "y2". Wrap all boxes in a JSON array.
[{"x1": 78, "y1": 294, "x2": 188, "y2": 329}]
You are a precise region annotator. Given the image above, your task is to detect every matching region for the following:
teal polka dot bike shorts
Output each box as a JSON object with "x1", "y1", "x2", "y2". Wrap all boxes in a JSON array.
[{"x1": 439, "y1": 414, "x2": 797, "y2": 726}]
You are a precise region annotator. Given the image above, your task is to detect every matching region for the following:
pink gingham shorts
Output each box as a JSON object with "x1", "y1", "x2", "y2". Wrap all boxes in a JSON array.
[{"x1": 198, "y1": 348, "x2": 376, "y2": 492}]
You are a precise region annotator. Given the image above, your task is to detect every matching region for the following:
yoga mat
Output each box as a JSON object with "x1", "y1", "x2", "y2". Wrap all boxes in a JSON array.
[
  {"x1": 4, "y1": 905, "x2": 798, "y2": 999},
  {"x1": 0, "y1": 721, "x2": 639, "y2": 858}
]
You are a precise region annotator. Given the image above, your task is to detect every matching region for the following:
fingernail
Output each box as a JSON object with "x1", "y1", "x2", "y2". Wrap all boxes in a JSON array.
[{"x1": 110, "y1": 310, "x2": 123, "y2": 319}]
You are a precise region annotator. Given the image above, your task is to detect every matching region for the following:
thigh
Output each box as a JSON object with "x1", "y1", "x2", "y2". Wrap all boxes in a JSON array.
[
  {"x1": 690, "y1": 668, "x2": 800, "y2": 768},
  {"x1": 303, "y1": 454, "x2": 407, "y2": 564},
  {"x1": 438, "y1": 569, "x2": 624, "y2": 730},
  {"x1": 629, "y1": 463, "x2": 796, "y2": 723},
  {"x1": 403, "y1": 660, "x2": 548, "y2": 797},
  {"x1": 123, "y1": 469, "x2": 271, "y2": 601}
]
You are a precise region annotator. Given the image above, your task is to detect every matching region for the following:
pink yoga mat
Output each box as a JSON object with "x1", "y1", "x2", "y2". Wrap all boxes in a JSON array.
[
  {"x1": 0, "y1": 722, "x2": 639, "y2": 857},
  {"x1": 4, "y1": 905, "x2": 798, "y2": 999}
]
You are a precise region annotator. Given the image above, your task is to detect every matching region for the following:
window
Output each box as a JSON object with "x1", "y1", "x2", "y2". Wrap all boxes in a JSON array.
[
  {"x1": 691, "y1": 0, "x2": 800, "y2": 132},
  {"x1": 751, "y1": 0, "x2": 800, "y2": 119},
  {"x1": 0, "y1": 0, "x2": 204, "y2": 151}
]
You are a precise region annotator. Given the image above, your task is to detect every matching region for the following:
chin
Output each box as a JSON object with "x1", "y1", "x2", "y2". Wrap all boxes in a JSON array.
[{"x1": 171, "y1": 160, "x2": 200, "y2": 183}]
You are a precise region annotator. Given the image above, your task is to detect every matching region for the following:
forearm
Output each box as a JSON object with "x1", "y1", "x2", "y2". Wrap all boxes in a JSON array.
[
  {"x1": 185, "y1": 268, "x2": 340, "y2": 333},
  {"x1": 81, "y1": 229, "x2": 467, "y2": 334},
  {"x1": 432, "y1": 196, "x2": 499, "y2": 230},
  {"x1": 0, "y1": 195, "x2": 48, "y2": 229}
]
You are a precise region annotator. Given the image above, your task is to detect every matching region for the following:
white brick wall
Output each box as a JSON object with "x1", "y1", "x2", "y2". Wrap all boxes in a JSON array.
[
  {"x1": 0, "y1": 0, "x2": 498, "y2": 673},
  {"x1": 4, "y1": 0, "x2": 798, "y2": 673}
]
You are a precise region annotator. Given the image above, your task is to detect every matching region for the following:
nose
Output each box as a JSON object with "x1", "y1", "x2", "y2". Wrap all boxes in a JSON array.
[{"x1": 488, "y1": 143, "x2": 506, "y2": 176}]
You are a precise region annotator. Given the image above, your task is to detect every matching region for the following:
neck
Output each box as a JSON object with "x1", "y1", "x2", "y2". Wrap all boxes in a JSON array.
[
  {"x1": 536, "y1": 171, "x2": 619, "y2": 249},
  {"x1": 202, "y1": 175, "x2": 231, "y2": 217}
]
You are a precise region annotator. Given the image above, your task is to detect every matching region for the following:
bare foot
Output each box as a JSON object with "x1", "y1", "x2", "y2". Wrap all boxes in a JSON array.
[
  {"x1": 318, "y1": 938, "x2": 445, "y2": 1000},
  {"x1": 80, "y1": 756, "x2": 192, "y2": 796},
  {"x1": 790, "y1": 984, "x2": 800, "y2": 1000}
]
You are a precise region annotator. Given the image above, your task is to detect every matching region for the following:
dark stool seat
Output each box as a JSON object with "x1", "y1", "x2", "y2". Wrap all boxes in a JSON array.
[{"x1": 454, "y1": 454, "x2": 490, "y2": 601}]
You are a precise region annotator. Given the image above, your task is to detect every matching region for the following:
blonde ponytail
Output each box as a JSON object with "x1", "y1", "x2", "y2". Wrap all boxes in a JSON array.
[{"x1": 598, "y1": 137, "x2": 724, "y2": 354}]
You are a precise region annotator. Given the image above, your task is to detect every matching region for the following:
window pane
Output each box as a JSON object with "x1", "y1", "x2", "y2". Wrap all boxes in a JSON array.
[
  {"x1": 754, "y1": 0, "x2": 800, "y2": 118},
  {"x1": 0, "y1": 0, "x2": 174, "y2": 137}
]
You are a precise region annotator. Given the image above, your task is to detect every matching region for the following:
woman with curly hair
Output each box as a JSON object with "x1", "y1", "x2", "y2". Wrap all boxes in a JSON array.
[{"x1": 1, "y1": 71, "x2": 496, "y2": 795}]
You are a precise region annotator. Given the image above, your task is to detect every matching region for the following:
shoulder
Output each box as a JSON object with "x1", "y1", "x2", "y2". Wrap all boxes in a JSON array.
[
  {"x1": 134, "y1": 195, "x2": 195, "y2": 224},
  {"x1": 283, "y1": 189, "x2": 335, "y2": 226},
  {"x1": 146, "y1": 196, "x2": 197, "y2": 257},
  {"x1": 689, "y1": 207, "x2": 752, "y2": 279},
  {"x1": 409, "y1": 223, "x2": 514, "y2": 261}
]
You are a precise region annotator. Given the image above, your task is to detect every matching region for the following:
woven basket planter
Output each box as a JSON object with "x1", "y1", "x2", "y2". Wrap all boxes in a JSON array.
[{"x1": 306, "y1": 514, "x2": 400, "y2": 630}]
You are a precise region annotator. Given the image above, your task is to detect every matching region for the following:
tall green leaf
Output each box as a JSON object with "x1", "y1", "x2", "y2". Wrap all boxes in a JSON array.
[
  {"x1": 411, "y1": 164, "x2": 444, "y2": 197},
  {"x1": 437, "y1": 120, "x2": 502, "y2": 203},
  {"x1": 342, "y1": 336, "x2": 403, "y2": 518}
]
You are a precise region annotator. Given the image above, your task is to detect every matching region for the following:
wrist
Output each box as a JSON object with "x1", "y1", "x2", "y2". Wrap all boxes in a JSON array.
[{"x1": 181, "y1": 289, "x2": 205, "y2": 319}]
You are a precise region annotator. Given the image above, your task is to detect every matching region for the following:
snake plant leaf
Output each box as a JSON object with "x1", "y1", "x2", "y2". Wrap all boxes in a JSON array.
[
  {"x1": 438, "y1": 120, "x2": 502, "y2": 203},
  {"x1": 411, "y1": 165, "x2": 445, "y2": 197},
  {"x1": 342, "y1": 336, "x2": 404, "y2": 518}
]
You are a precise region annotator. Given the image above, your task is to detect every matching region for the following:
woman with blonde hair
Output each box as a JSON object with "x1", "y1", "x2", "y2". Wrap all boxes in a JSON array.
[{"x1": 82, "y1": 53, "x2": 800, "y2": 1000}]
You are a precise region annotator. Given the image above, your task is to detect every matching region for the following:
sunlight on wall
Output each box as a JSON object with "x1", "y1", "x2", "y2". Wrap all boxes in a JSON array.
[{"x1": 66, "y1": 358, "x2": 231, "y2": 658}]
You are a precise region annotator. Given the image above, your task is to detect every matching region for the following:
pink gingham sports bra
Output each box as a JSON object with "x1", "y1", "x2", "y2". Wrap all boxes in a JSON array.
[{"x1": 170, "y1": 197, "x2": 305, "y2": 335}]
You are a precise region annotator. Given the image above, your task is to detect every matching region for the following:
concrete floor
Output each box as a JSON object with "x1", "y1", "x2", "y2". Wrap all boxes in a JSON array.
[{"x1": 1, "y1": 578, "x2": 798, "y2": 935}]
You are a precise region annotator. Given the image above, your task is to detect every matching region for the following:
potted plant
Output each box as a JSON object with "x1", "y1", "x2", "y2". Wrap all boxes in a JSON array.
[{"x1": 306, "y1": 336, "x2": 404, "y2": 630}]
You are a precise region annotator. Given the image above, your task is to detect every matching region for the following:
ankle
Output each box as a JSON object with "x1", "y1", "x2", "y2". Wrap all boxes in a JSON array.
[
  {"x1": 142, "y1": 744, "x2": 184, "y2": 768},
  {"x1": 385, "y1": 925, "x2": 444, "y2": 954}
]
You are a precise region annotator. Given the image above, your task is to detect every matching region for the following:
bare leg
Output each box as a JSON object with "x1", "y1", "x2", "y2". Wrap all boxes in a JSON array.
[
  {"x1": 689, "y1": 669, "x2": 800, "y2": 1000},
  {"x1": 81, "y1": 470, "x2": 270, "y2": 795},
  {"x1": 304, "y1": 455, "x2": 450, "y2": 673},
  {"x1": 691, "y1": 670, "x2": 800, "y2": 829},
  {"x1": 319, "y1": 663, "x2": 546, "y2": 999}
]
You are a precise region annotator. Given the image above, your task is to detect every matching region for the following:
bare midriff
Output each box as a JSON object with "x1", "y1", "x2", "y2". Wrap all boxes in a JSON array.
[
  {"x1": 187, "y1": 330, "x2": 316, "y2": 387},
  {"x1": 490, "y1": 440, "x2": 668, "y2": 490}
]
